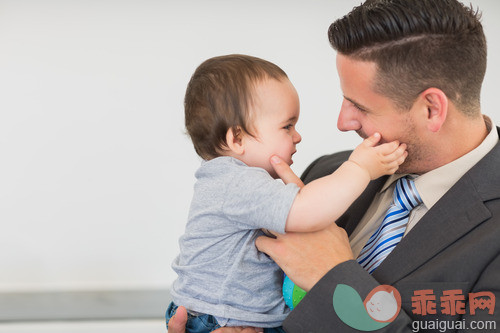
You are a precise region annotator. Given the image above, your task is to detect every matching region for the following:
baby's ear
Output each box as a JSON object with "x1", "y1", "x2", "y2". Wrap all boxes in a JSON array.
[{"x1": 225, "y1": 126, "x2": 245, "y2": 155}]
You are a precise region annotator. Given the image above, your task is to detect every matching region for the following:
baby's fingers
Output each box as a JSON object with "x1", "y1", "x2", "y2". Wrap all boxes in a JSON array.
[
  {"x1": 375, "y1": 140, "x2": 400, "y2": 154},
  {"x1": 383, "y1": 143, "x2": 407, "y2": 164},
  {"x1": 361, "y1": 132, "x2": 382, "y2": 148},
  {"x1": 397, "y1": 151, "x2": 409, "y2": 165}
]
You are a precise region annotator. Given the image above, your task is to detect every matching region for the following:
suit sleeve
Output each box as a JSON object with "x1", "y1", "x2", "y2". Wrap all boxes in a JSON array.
[
  {"x1": 283, "y1": 251, "x2": 500, "y2": 333},
  {"x1": 283, "y1": 260, "x2": 414, "y2": 332}
]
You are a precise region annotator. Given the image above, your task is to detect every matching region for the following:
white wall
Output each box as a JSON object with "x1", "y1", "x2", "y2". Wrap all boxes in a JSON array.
[{"x1": 1, "y1": 0, "x2": 499, "y2": 292}]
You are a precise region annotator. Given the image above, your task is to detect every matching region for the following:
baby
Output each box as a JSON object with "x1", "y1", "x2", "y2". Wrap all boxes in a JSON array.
[{"x1": 167, "y1": 54, "x2": 406, "y2": 332}]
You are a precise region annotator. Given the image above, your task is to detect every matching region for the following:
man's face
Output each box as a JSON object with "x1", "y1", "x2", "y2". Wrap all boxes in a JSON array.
[{"x1": 336, "y1": 54, "x2": 428, "y2": 174}]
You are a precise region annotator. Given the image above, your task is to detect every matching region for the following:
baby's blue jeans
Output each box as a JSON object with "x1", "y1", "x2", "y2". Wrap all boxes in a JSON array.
[{"x1": 165, "y1": 302, "x2": 286, "y2": 333}]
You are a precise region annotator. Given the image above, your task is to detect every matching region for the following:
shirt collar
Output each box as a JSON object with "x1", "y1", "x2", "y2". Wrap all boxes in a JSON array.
[{"x1": 380, "y1": 115, "x2": 498, "y2": 209}]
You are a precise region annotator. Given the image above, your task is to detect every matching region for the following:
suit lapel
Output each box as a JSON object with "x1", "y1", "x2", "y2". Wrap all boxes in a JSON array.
[
  {"x1": 373, "y1": 129, "x2": 500, "y2": 284},
  {"x1": 372, "y1": 175, "x2": 491, "y2": 284}
]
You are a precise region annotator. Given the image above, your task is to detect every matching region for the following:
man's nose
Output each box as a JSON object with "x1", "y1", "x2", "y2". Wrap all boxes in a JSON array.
[{"x1": 337, "y1": 100, "x2": 362, "y2": 132}]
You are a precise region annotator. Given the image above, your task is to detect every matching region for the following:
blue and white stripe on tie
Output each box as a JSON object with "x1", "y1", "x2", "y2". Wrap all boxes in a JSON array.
[{"x1": 357, "y1": 177, "x2": 422, "y2": 274}]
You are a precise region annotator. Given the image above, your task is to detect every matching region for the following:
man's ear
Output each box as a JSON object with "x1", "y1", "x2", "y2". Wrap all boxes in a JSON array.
[
  {"x1": 420, "y1": 88, "x2": 448, "y2": 133},
  {"x1": 225, "y1": 126, "x2": 245, "y2": 155}
]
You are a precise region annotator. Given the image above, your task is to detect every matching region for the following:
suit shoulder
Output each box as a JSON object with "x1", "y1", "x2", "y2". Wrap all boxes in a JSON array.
[{"x1": 300, "y1": 150, "x2": 352, "y2": 184}]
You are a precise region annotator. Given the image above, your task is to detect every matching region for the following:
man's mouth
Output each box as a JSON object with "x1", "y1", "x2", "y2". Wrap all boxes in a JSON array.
[{"x1": 356, "y1": 130, "x2": 368, "y2": 139}]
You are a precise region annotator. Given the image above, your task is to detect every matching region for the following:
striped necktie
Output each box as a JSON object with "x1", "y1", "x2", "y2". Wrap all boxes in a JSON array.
[{"x1": 357, "y1": 177, "x2": 422, "y2": 274}]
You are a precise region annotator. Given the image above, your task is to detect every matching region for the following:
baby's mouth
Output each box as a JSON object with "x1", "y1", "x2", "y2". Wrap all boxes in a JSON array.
[{"x1": 290, "y1": 151, "x2": 297, "y2": 165}]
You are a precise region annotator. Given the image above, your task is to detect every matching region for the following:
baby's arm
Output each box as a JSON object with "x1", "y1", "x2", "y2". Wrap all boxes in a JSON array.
[{"x1": 285, "y1": 133, "x2": 407, "y2": 233}]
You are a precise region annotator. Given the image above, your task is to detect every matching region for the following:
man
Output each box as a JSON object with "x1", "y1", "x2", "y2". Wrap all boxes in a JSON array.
[{"x1": 169, "y1": 0, "x2": 500, "y2": 331}]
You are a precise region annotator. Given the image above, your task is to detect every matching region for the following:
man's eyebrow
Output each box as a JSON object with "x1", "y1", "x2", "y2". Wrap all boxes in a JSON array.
[{"x1": 343, "y1": 96, "x2": 372, "y2": 112}]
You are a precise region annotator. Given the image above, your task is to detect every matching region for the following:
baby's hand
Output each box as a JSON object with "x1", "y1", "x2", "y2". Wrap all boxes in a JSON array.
[{"x1": 349, "y1": 133, "x2": 407, "y2": 180}]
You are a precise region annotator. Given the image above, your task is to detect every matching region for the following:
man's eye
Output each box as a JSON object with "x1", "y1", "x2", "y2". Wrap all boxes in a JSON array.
[{"x1": 352, "y1": 103, "x2": 366, "y2": 113}]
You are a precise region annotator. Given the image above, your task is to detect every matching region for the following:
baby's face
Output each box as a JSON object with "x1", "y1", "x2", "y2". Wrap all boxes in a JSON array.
[{"x1": 240, "y1": 78, "x2": 301, "y2": 178}]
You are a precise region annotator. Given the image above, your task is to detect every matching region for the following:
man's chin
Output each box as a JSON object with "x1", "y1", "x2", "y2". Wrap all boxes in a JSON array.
[
  {"x1": 395, "y1": 163, "x2": 409, "y2": 174},
  {"x1": 396, "y1": 160, "x2": 424, "y2": 175}
]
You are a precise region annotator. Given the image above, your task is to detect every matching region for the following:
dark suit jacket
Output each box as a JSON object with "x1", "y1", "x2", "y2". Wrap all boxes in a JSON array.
[{"x1": 283, "y1": 128, "x2": 500, "y2": 332}]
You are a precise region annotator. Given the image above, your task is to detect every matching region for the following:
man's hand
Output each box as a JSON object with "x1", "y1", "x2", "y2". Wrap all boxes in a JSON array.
[
  {"x1": 257, "y1": 156, "x2": 355, "y2": 291},
  {"x1": 256, "y1": 223, "x2": 353, "y2": 291},
  {"x1": 167, "y1": 305, "x2": 262, "y2": 333},
  {"x1": 270, "y1": 155, "x2": 304, "y2": 188},
  {"x1": 167, "y1": 305, "x2": 187, "y2": 333}
]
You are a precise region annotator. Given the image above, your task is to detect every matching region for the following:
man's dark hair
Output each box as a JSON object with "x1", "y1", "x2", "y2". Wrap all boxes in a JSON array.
[
  {"x1": 328, "y1": 0, "x2": 487, "y2": 116},
  {"x1": 184, "y1": 54, "x2": 288, "y2": 160}
]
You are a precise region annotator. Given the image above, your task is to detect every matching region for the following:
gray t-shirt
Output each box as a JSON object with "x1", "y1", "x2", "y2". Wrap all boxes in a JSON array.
[{"x1": 171, "y1": 156, "x2": 300, "y2": 327}]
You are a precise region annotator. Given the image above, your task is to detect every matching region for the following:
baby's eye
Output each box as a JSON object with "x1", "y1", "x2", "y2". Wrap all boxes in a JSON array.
[{"x1": 283, "y1": 124, "x2": 293, "y2": 130}]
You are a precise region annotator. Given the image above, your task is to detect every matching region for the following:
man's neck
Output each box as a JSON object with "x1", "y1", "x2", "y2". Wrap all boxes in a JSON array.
[{"x1": 429, "y1": 114, "x2": 490, "y2": 171}]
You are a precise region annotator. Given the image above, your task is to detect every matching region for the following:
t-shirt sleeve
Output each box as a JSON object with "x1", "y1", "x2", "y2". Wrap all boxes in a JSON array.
[{"x1": 222, "y1": 167, "x2": 300, "y2": 234}]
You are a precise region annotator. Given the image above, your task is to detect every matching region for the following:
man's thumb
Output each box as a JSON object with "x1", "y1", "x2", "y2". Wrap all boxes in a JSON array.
[
  {"x1": 168, "y1": 306, "x2": 188, "y2": 333},
  {"x1": 270, "y1": 155, "x2": 304, "y2": 188}
]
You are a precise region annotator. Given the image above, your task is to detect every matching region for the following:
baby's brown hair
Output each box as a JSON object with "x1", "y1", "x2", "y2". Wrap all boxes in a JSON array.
[{"x1": 184, "y1": 54, "x2": 288, "y2": 160}]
